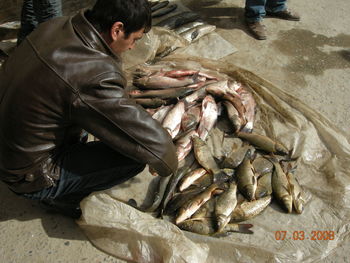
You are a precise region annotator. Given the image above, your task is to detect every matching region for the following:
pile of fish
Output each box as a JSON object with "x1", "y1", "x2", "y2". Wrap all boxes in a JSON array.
[
  {"x1": 131, "y1": 65, "x2": 306, "y2": 237},
  {"x1": 150, "y1": 0, "x2": 216, "y2": 57}
]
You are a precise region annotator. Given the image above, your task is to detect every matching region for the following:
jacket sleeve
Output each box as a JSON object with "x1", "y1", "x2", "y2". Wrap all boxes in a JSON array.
[{"x1": 70, "y1": 71, "x2": 178, "y2": 177}]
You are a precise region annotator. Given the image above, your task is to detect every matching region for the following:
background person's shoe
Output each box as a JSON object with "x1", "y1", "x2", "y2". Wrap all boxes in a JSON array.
[
  {"x1": 246, "y1": 21, "x2": 267, "y2": 40},
  {"x1": 266, "y1": 9, "x2": 300, "y2": 21}
]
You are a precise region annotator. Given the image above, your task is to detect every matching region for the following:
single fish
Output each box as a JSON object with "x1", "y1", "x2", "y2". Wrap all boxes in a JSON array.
[
  {"x1": 151, "y1": 0, "x2": 169, "y2": 12},
  {"x1": 271, "y1": 159, "x2": 293, "y2": 213},
  {"x1": 215, "y1": 180, "x2": 238, "y2": 232},
  {"x1": 230, "y1": 195, "x2": 272, "y2": 222},
  {"x1": 223, "y1": 100, "x2": 242, "y2": 133},
  {"x1": 143, "y1": 175, "x2": 171, "y2": 212},
  {"x1": 180, "y1": 24, "x2": 216, "y2": 43},
  {"x1": 175, "y1": 184, "x2": 223, "y2": 224},
  {"x1": 165, "y1": 186, "x2": 206, "y2": 215},
  {"x1": 236, "y1": 150, "x2": 257, "y2": 201},
  {"x1": 164, "y1": 69, "x2": 199, "y2": 78},
  {"x1": 134, "y1": 73, "x2": 199, "y2": 89},
  {"x1": 178, "y1": 168, "x2": 208, "y2": 192},
  {"x1": 192, "y1": 136, "x2": 224, "y2": 182},
  {"x1": 174, "y1": 21, "x2": 205, "y2": 34},
  {"x1": 175, "y1": 130, "x2": 198, "y2": 162},
  {"x1": 255, "y1": 172, "x2": 272, "y2": 199},
  {"x1": 197, "y1": 95, "x2": 218, "y2": 141},
  {"x1": 162, "y1": 101, "x2": 186, "y2": 138},
  {"x1": 223, "y1": 94, "x2": 247, "y2": 124},
  {"x1": 237, "y1": 132, "x2": 289, "y2": 155},
  {"x1": 192, "y1": 135, "x2": 220, "y2": 175},
  {"x1": 178, "y1": 218, "x2": 253, "y2": 235},
  {"x1": 152, "y1": 104, "x2": 174, "y2": 123},
  {"x1": 286, "y1": 171, "x2": 305, "y2": 214},
  {"x1": 234, "y1": 82, "x2": 256, "y2": 133},
  {"x1": 158, "y1": 159, "x2": 194, "y2": 217},
  {"x1": 181, "y1": 104, "x2": 202, "y2": 132},
  {"x1": 152, "y1": 3, "x2": 177, "y2": 18}
]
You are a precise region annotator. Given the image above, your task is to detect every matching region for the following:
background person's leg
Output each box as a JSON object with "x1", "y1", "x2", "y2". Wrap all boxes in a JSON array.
[
  {"x1": 245, "y1": 0, "x2": 267, "y2": 22},
  {"x1": 265, "y1": 0, "x2": 300, "y2": 20},
  {"x1": 33, "y1": 0, "x2": 62, "y2": 24},
  {"x1": 17, "y1": 0, "x2": 38, "y2": 45},
  {"x1": 265, "y1": 0, "x2": 287, "y2": 13}
]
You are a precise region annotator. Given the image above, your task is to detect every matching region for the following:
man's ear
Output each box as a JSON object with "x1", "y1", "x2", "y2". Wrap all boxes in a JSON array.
[{"x1": 110, "y1": 21, "x2": 124, "y2": 41}]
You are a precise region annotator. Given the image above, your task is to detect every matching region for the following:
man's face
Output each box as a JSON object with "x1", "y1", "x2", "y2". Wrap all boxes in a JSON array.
[{"x1": 109, "y1": 26, "x2": 145, "y2": 55}]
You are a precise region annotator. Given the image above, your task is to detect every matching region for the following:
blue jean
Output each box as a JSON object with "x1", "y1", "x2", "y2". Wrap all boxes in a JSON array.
[
  {"x1": 17, "y1": 0, "x2": 62, "y2": 45},
  {"x1": 245, "y1": 0, "x2": 287, "y2": 22},
  {"x1": 22, "y1": 141, "x2": 145, "y2": 205}
]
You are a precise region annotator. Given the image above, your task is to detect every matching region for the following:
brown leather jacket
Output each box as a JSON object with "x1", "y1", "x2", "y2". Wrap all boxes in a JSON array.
[{"x1": 0, "y1": 10, "x2": 178, "y2": 193}]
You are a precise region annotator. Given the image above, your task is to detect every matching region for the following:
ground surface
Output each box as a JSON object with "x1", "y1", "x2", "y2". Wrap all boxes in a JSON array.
[{"x1": 0, "y1": 0, "x2": 349, "y2": 262}]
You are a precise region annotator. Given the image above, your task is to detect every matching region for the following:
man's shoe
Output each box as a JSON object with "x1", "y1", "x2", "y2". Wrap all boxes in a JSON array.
[
  {"x1": 39, "y1": 199, "x2": 82, "y2": 219},
  {"x1": 246, "y1": 21, "x2": 267, "y2": 40},
  {"x1": 266, "y1": 9, "x2": 300, "y2": 21}
]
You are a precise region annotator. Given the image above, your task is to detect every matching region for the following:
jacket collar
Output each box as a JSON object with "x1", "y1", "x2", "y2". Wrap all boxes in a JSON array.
[{"x1": 71, "y1": 9, "x2": 121, "y2": 60}]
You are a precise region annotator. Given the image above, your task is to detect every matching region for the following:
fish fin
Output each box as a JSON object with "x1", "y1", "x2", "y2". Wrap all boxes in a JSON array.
[
  {"x1": 287, "y1": 179, "x2": 295, "y2": 197},
  {"x1": 252, "y1": 174, "x2": 257, "y2": 185},
  {"x1": 237, "y1": 223, "x2": 254, "y2": 234}
]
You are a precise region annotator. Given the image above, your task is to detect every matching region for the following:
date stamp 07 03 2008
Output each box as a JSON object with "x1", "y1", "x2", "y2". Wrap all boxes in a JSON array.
[{"x1": 274, "y1": 230, "x2": 335, "y2": 241}]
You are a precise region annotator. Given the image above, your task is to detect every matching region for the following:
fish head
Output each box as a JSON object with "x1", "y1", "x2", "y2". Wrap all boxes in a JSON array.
[
  {"x1": 294, "y1": 199, "x2": 304, "y2": 214},
  {"x1": 216, "y1": 214, "x2": 230, "y2": 232},
  {"x1": 244, "y1": 185, "x2": 257, "y2": 201},
  {"x1": 276, "y1": 143, "x2": 289, "y2": 155},
  {"x1": 282, "y1": 195, "x2": 293, "y2": 213}
]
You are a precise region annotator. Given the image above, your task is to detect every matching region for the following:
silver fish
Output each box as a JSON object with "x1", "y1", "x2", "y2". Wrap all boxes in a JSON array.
[
  {"x1": 180, "y1": 24, "x2": 216, "y2": 43},
  {"x1": 134, "y1": 73, "x2": 199, "y2": 89},
  {"x1": 162, "y1": 101, "x2": 185, "y2": 138},
  {"x1": 152, "y1": 104, "x2": 174, "y2": 123},
  {"x1": 174, "y1": 21, "x2": 205, "y2": 34},
  {"x1": 181, "y1": 104, "x2": 201, "y2": 132},
  {"x1": 197, "y1": 95, "x2": 218, "y2": 141},
  {"x1": 175, "y1": 130, "x2": 198, "y2": 162}
]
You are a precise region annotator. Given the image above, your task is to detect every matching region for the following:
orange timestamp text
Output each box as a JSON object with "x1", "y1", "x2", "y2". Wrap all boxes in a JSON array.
[{"x1": 274, "y1": 230, "x2": 335, "y2": 241}]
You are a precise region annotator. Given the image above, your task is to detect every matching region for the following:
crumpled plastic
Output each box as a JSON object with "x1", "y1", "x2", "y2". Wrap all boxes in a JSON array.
[{"x1": 77, "y1": 55, "x2": 350, "y2": 262}]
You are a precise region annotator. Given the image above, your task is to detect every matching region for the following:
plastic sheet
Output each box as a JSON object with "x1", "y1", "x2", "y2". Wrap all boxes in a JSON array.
[{"x1": 77, "y1": 55, "x2": 350, "y2": 262}]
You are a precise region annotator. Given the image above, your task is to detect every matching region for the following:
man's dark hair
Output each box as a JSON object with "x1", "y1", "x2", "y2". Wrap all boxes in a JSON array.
[{"x1": 86, "y1": 0, "x2": 152, "y2": 37}]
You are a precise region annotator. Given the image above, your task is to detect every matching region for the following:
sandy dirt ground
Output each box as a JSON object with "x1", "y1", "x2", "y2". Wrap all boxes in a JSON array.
[{"x1": 0, "y1": 0, "x2": 349, "y2": 262}]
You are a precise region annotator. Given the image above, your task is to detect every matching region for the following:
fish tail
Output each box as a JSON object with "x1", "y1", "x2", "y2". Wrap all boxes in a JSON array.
[{"x1": 237, "y1": 223, "x2": 254, "y2": 234}]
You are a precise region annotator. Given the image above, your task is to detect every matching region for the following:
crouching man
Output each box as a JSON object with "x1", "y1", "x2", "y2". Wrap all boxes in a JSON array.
[{"x1": 0, "y1": 0, "x2": 178, "y2": 219}]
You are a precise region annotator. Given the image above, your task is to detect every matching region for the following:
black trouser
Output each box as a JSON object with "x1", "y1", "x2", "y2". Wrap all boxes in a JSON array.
[{"x1": 22, "y1": 141, "x2": 145, "y2": 205}]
